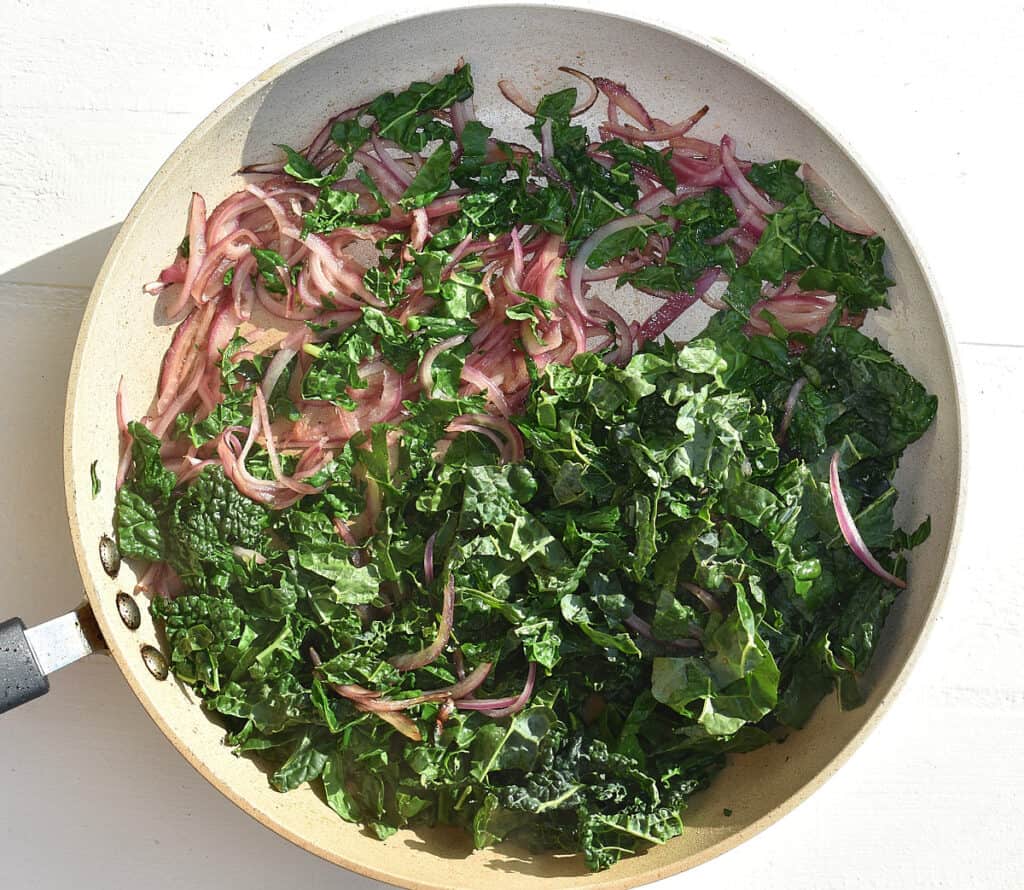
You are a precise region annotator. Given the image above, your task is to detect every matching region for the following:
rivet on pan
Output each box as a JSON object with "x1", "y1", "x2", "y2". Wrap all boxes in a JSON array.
[
  {"x1": 116, "y1": 592, "x2": 141, "y2": 630},
  {"x1": 141, "y1": 645, "x2": 169, "y2": 681},
  {"x1": 99, "y1": 535, "x2": 121, "y2": 577}
]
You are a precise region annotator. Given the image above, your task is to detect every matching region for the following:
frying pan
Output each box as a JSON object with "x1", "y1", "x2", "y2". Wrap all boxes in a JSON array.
[{"x1": 0, "y1": 6, "x2": 963, "y2": 888}]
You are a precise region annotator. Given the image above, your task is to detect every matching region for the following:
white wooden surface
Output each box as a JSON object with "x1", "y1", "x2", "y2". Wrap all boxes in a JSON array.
[{"x1": 1, "y1": 1, "x2": 1021, "y2": 887}]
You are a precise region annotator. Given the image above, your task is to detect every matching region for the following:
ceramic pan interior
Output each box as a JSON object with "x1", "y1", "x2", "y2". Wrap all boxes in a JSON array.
[{"x1": 64, "y1": 6, "x2": 964, "y2": 888}]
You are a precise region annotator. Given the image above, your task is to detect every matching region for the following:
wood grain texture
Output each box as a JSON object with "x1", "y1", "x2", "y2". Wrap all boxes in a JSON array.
[{"x1": 0, "y1": 1, "x2": 1020, "y2": 888}]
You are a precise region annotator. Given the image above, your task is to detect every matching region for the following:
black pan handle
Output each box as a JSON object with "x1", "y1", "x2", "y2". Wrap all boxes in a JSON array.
[
  {"x1": 0, "y1": 606, "x2": 104, "y2": 715},
  {"x1": 0, "y1": 618, "x2": 49, "y2": 711}
]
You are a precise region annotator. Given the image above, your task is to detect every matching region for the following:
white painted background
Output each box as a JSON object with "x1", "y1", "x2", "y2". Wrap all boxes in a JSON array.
[{"x1": 1, "y1": 1, "x2": 1021, "y2": 887}]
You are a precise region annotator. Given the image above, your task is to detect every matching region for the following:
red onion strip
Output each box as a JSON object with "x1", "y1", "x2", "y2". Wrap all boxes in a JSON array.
[
  {"x1": 801, "y1": 164, "x2": 876, "y2": 236},
  {"x1": 423, "y1": 532, "x2": 436, "y2": 584},
  {"x1": 166, "y1": 193, "x2": 208, "y2": 318},
  {"x1": 371, "y1": 132, "x2": 415, "y2": 188},
  {"x1": 419, "y1": 335, "x2": 467, "y2": 397},
  {"x1": 540, "y1": 119, "x2": 554, "y2": 162},
  {"x1": 556, "y1": 66, "x2": 598, "y2": 115},
  {"x1": 252, "y1": 388, "x2": 320, "y2": 496},
  {"x1": 569, "y1": 214, "x2": 654, "y2": 318},
  {"x1": 497, "y1": 79, "x2": 537, "y2": 115},
  {"x1": 456, "y1": 662, "x2": 538, "y2": 717},
  {"x1": 829, "y1": 451, "x2": 907, "y2": 588},
  {"x1": 389, "y1": 573, "x2": 456, "y2": 671},
  {"x1": 459, "y1": 364, "x2": 511, "y2": 416},
  {"x1": 624, "y1": 614, "x2": 700, "y2": 651},
  {"x1": 365, "y1": 662, "x2": 492, "y2": 712},
  {"x1": 777, "y1": 377, "x2": 808, "y2": 444},
  {"x1": 721, "y1": 136, "x2": 775, "y2": 215},
  {"x1": 681, "y1": 582, "x2": 722, "y2": 614},
  {"x1": 354, "y1": 704, "x2": 423, "y2": 741},
  {"x1": 599, "y1": 106, "x2": 709, "y2": 143},
  {"x1": 594, "y1": 77, "x2": 654, "y2": 129}
]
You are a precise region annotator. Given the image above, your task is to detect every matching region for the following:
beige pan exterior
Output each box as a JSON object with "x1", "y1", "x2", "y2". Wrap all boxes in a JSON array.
[{"x1": 63, "y1": 6, "x2": 964, "y2": 888}]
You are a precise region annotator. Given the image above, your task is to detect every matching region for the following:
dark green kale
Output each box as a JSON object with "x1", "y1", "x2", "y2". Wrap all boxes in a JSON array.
[
  {"x1": 621, "y1": 190, "x2": 738, "y2": 293},
  {"x1": 125, "y1": 66, "x2": 936, "y2": 874},
  {"x1": 724, "y1": 190, "x2": 892, "y2": 313}
]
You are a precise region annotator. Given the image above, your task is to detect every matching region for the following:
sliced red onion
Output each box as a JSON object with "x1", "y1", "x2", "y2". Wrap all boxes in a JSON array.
[
  {"x1": 244, "y1": 183, "x2": 303, "y2": 241},
  {"x1": 332, "y1": 516, "x2": 358, "y2": 547},
  {"x1": 519, "y1": 318, "x2": 565, "y2": 357},
  {"x1": 150, "y1": 359, "x2": 205, "y2": 438},
  {"x1": 369, "y1": 134, "x2": 416, "y2": 188},
  {"x1": 748, "y1": 293, "x2": 836, "y2": 337},
  {"x1": 599, "y1": 105, "x2": 710, "y2": 143},
  {"x1": 829, "y1": 451, "x2": 907, "y2": 588},
  {"x1": 446, "y1": 421, "x2": 510, "y2": 461},
  {"x1": 153, "y1": 313, "x2": 204, "y2": 416},
  {"x1": 310, "y1": 647, "x2": 424, "y2": 739},
  {"x1": 355, "y1": 705, "x2": 423, "y2": 741},
  {"x1": 595, "y1": 77, "x2": 654, "y2": 129},
  {"x1": 217, "y1": 431, "x2": 281, "y2": 507},
  {"x1": 556, "y1": 66, "x2": 598, "y2": 115},
  {"x1": 176, "y1": 457, "x2": 219, "y2": 485},
  {"x1": 500, "y1": 70, "x2": 597, "y2": 119},
  {"x1": 456, "y1": 662, "x2": 538, "y2": 717},
  {"x1": 423, "y1": 532, "x2": 436, "y2": 584},
  {"x1": 460, "y1": 364, "x2": 511, "y2": 416},
  {"x1": 419, "y1": 335, "x2": 467, "y2": 397},
  {"x1": 732, "y1": 231, "x2": 759, "y2": 255},
  {"x1": 737, "y1": 203, "x2": 767, "y2": 238},
  {"x1": 447, "y1": 413, "x2": 524, "y2": 463},
  {"x1": 721, "y1": 136, "x2": 775, "y2": 215},
  {"x1": 540, "y1": 119, "x2": 555, "y2": 162},
  {"x1": 801, "y1": 164, "x2": 876, "y2": 236},
  {"x1": 389, "y1": 573, "x2": 456, "y2": 671},
  {"x1": 239, "y1": 158, "x2": 286, "y2": 175},
  {"x1": 115, "y1": 376, "x2": 129, "y2": 438},
  {"x1": 367, "y1": 662, "x2": 492, "y2": 712},
  {"x1": 231, "y1": 545, "x2": 267, "y2": 564},
  {"x1": 624, "y1": 613, "x2": 701, "y2": 651},
  {"x1": 587, "y1": 298, "x2": 634, "y2": 365},
  {"x1": 192, "y1": 229, "x2": 260, "y2": 301},
  {"x1": 569, "y1": 214, "x2": 654, "y2": 318},
  {"x1": 680, "y1": 582, "x2": 722, "y2": 614},
  {"x1": 252, "y1": 388, "x2": 320, "y2": 496},
  {"x1": 451, "y1": 94, "x2": 476, "y2": 140},
  {"x1": 637, "y1": 281, "x2": 703, "y2": 343},
  {"x1": 510, "y1": 228, "x2": 525, "y2": 285},
  {"x1": 410, "y1": 208, "x2": 430, "y2": 251},
  {"x1": 166, "y1": 193, "x2": 208, "y2": 318},
  {"x1": 777, "y1": 376, "x2": 808, "y2": 444},
  {"x1": 422, "y1": 195, "x2": 462, "y2": 219},
  {"x1": 498, "y1": 79, "x2": 537, "y2": 115},
  {"x1": 260, "y1": 346, "x2": 298, "y2": 401},
  {"x1": 635, "y1": 186, "x2": 674, "y2": 214},
  {"x1": 668, "y1": 135, "x2": 719, "y2": 158},
  {"x1": 115, "y1": 378, "x2": 133, "y2": 490},
  {"x1": 669, "y1": 155, "x2": 726, "y2": 188}
]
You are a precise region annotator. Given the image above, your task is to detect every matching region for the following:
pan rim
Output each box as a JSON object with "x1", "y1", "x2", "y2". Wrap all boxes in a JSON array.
[{"x1": 62, "y1": 4, "x2": 967, "y2": 888}]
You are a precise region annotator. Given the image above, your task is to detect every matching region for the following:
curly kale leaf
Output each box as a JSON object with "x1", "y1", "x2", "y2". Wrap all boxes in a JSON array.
[
  {"x1": 125, "y1": 421, "x2": 177, "y2": 502},
  {"x1": 150, "y1": 592, "x2": 243, "y2": 693},
  {"x1": 166, "y1": 466, "x2": 271, "y2": 591},
  {"x1": 115, "y1": 485, "x2": 165, "y2": 561}
]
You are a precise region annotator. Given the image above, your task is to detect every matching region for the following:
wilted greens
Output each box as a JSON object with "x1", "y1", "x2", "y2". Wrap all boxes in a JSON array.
[{"x1": 119, "y1": 64, "x2": 937, "y2": 871}]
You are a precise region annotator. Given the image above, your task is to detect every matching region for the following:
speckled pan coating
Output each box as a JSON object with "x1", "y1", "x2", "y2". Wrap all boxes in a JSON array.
[{"x1": 63, "y1": 7, "x2": 964, "y2": 888}]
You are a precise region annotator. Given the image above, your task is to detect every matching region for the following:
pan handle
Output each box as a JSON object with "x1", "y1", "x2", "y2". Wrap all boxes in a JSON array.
[{"x1": 0, "y1": 604, "x2": 105, "y2": 714}]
